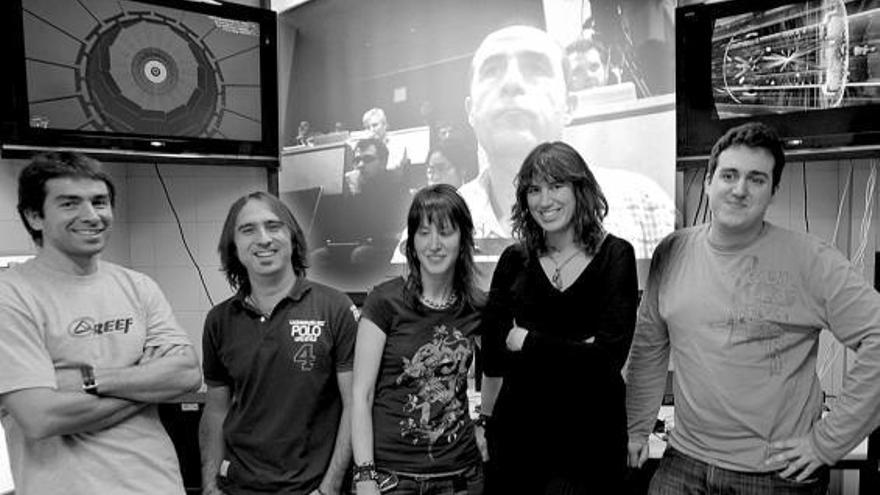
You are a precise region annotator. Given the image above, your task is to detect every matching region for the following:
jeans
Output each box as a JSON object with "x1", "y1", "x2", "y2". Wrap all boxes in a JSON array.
[
  {"x1": 649, "y1": 447, "x2": 829, "y2": 495},
  {"x1": 386, "y1": 463, "x2": 484, "y2": 495}
]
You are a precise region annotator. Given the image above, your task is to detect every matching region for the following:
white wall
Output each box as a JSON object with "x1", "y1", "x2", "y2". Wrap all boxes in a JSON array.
[{"x1": 124, "y1": 163, "x2": 268, "y2": 359}]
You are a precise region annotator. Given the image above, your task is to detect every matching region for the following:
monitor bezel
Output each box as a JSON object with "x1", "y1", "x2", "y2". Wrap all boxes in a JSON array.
[
  {"x1": 676, "y1": 0, "x2": 880, "y2": 161},
  {"x1": 0, "y1": 0, "x2": 279, "y2": 166}
]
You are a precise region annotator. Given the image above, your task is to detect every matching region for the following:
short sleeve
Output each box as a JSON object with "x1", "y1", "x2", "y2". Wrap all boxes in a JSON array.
[
  {"x1": 137, "y1": 274, "x2": 193, "y2": 348},
  {"x1": 0, "y1": 277, "x2": 56, "y2": 395},
  {"x1": 332, "y1": 294, "x2": 359, "y2": 371},
  {"x1": 201, "y1": 306, "x2": 231, "y2": 387},
  {"x1": 360, "y1": 285, "x2": 394, "y2": 333}
]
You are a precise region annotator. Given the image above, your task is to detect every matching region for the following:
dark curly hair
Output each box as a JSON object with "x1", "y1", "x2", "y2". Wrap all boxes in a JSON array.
[
  {"x1": 404, "y1": 184, "x2": 483, "y2": 308},
  {"x1": 218, "y1": 191, "x2": 308, "y2": 295},
  {"x1": 511, "y1": 141, "x2": 607, "y2": 256},
  {"x1": 708, "y1": 122, "x2": 786, "y2": 193}
]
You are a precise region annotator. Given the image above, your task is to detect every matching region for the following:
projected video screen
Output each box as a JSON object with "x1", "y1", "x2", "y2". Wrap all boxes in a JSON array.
[
  {"x1": 280, "y1": 0, "x2": 677, "y2": 292},
  {"x1": 22, "y1": 0, "x2": 263, "y2": 140},
  {"x1": 712, "y1": 0, "x2": 880, "y2": 119}
]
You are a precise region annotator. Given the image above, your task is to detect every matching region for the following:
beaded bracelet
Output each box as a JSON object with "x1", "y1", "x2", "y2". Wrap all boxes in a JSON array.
[{"x1": 352, "y1": 462, "x2": 379, "y2": 484}]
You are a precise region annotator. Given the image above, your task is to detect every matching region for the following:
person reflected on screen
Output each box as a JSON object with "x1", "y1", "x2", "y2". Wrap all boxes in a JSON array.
[
  {"x1": 566, "y1": 37, "x2": 613, "y2": 91},
  {"x1": 480, "y1": 141, "x2": 638, "y2": 494},
  {"x1": 626, "y1": 122, "x2": 880, "y2": 494},
  {"x1": 425, "y1": 137, "x2": 478, "y2": 189},
  {"x1": 462, "y1": 25, "x2": 673, "y2": 260},
  {"x1": 351, "y1": 184, "x2": 486, "y2": 495},
  {"x1": 345, "y1": 138, "x2": 389, "y2": 196},
  {"x1": 362, "y1": 107, "x2": 410, "y2": 171},
  {"x1": 297, "y1": 120, "x2": 314, "y2": 146}
]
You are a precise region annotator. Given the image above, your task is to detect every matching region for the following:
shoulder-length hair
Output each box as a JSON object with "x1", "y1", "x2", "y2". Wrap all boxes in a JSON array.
[
  {"x1": 217, "y1": 191, "x2": 308, "y2": 294},
  {"x1": 511, "y1": 141, "x2": 608, "y2": 255},
  {"x1": 404, "y1": 184, "x2": 482, "y2": 308}
]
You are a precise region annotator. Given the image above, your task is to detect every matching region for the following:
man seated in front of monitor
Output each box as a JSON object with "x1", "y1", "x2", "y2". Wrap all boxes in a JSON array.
[
  {"x1": 361, "y1": 107, "x2": 411, "y2": 172},
  {"x1": 566, "y1": 37, "x2": 614, "y2": 91},
  {"x1": 312, "y1": 138, "x2": 409, "y2": 280}
]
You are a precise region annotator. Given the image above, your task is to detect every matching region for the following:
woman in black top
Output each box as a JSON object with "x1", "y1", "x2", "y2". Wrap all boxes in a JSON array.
[
  {"x1": 352, "y1": 184, "x2": 485, "y2": 495},
  {"x1": 481, "y1": 142, "x2": 638, "y2": 494}
]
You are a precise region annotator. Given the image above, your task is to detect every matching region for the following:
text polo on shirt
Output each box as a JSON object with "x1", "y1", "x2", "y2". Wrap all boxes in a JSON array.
[{"x1": 289, "y1": 319, "x2": 325, "y2": 342}]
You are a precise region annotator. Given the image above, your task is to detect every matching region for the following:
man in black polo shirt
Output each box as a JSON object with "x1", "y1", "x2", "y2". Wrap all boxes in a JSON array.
[{"x1": 199, "y1": 191, "x2": 358, "y2": 495}]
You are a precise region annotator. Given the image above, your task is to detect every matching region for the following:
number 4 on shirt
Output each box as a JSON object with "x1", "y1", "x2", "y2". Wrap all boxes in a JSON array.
[{"x1": 293, "y1": 343, "x2": 316, "y2": 371}]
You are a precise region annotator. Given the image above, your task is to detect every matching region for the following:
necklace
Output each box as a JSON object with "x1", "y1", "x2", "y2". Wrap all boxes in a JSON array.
[
  {"x1": 420, "y1": 291, "x2": 458, "y2": 310},
  {"x1": 246, "y1": 294, "x2": 272, "y2": 318},
  {"x1": 548, "y1": 249, "x2": 581, "y2": 290}
]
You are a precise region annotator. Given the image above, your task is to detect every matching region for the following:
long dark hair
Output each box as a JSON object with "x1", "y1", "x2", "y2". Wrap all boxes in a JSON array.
[
  {"x1": 218, "y1": 191, "x2": 309, "y2": 294},
  {"x1": 511, "y1": 141, "x2": 608, "y2": 255},
  {"x1": 404, "y1": 184, "x2": 482, "y2": 308}
]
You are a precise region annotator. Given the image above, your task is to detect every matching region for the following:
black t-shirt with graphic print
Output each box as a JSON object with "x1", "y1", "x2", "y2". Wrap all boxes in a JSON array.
[{"x1": 362, "y1": 277, "x2": 481, "y2": 473}]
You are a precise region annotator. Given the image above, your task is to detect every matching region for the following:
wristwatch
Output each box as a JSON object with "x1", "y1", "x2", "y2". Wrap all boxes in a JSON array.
[{"x1": 80, "y1": 365, "x2": 99, "y2": 395}]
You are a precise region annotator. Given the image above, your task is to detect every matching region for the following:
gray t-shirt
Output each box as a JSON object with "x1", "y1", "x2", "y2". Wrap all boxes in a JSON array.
[
  {"x1": 0, "y1": 259, "x2": 191, "y2": 494},
  {"x1": 626, "y1": 223, "x2": 880, "y2": 471}
]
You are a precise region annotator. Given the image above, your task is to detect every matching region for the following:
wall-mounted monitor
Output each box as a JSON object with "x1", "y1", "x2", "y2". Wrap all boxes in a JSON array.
[
  {"x1": 0, "y1": 0, "x2": 279, "y2": 166},
  {"x1": 677, "y1": 0, "x2": 880, "y2": 161}
]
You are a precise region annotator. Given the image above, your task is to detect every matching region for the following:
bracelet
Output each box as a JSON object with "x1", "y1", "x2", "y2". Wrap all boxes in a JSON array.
[
  {"x1": 474, "y1": 413, "x2": 491, "y2": 428},
  {"x1": 352, "y1": 462, "x2": 378, "y2": 484},
  {"x1": 315, "y1": 487, "x2": 327, "y2": 495}
]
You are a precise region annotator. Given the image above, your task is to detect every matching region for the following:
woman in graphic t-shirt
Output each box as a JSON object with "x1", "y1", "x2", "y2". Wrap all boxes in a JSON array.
[{"x1": 352, "y1": 184, "x2": 485, "y2": 494}]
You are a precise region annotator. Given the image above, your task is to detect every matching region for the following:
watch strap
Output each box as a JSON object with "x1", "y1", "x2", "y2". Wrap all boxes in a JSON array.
[{"x1": 81, "y1": 365, "x2": 99, "y2": 395}]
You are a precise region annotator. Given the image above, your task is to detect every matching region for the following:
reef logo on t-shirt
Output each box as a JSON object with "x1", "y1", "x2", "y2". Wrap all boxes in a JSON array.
[
  {"x1": 289, "y1": 319, "x2": 325, "y2": 342},
  {"x1": 68, "y1": 316, "x2": 134, "y2": 337}
]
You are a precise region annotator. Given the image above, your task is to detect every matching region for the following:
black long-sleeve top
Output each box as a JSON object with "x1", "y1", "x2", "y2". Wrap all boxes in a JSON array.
[{"x1": 481, "y1": 234, "x2": 638, "y2": 488}]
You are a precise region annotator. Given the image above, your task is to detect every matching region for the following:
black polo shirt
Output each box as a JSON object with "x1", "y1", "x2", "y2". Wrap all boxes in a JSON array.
[{"x1": 203, "y1": 278, "x2": 358, "y2": 494}]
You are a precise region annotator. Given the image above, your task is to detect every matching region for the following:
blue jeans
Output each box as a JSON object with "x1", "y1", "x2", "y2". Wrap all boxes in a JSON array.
[
  {"x1": 386, "y1": 463, "x2": 484, "y2": 495},
  {"x1": 649, "y1": 447, "x2": 829, "y2": 495}
]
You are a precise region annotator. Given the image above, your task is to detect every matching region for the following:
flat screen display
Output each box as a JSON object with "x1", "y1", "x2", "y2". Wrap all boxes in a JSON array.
[
  {"x1": 677, "y1": 0, "x2": 880, "y2": 159},
  {"x1": 712, "y1": 0, "x2": 880, "y2": 120},
  {"x1": 0, "y1": 0, "x2": 278, "y2": 163},
  {"x1": 23, "y1": 0, "x2": 262, "y2": 140},
  {"x1": 280, "y1": 0, "x2": 677, "y2": 292}
]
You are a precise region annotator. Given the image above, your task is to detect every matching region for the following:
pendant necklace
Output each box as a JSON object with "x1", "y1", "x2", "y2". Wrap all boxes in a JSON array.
[{"x1": 549, "y1": 250, "x2": 581, "y2": 290}]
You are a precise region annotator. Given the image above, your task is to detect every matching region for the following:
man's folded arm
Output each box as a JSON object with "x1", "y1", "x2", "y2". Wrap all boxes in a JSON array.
[
  {"x1": 0, "y1": 387, "x2": 144, "y2": 440},
  {"x1": 93, "y1": 344, "x2": 202, "y2": 402}
]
